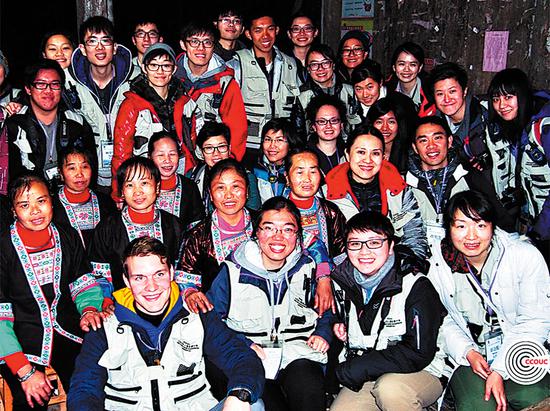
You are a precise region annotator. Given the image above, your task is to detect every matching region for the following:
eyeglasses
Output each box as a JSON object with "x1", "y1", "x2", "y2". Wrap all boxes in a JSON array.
[
  {"x1": 263, "y1": 137, "x2": 287, "y2": 145},
  {"x1": 347, "y1": 238, "x2": 388, "y2": 251},
  {"x1": 259, "y1": 224, "x2": 297, "y2": 237},
  {"x1": 341, "y1": 47, "x2": 364, "y2": 56},
  {"x1": 289, "y1": 25, "x2": 315, "y2": 34},
  {"x1": 145, "y1": 63, "x2": 175, "y2": 72},
  {"x1": 314, "y1": 118, "x2": 341, "y2": 126},
  {"x1": 31, "y1": 81, "x2": 62, "y2": 91},
  {"x1": 219, "y1": 17, "x2": 242, "y2": 26},
  {"x1": 202, "y1": 144, "x2": 229, "y2": 154},
  {"x1": 134, "y1": 30, "x2": 160, "y2": 39},
  {"x1": 84, "y1": 37, "x2": 114, "y2": 47},
  {"x1": 186, "y1": 38, "x2": 214, "y2": 49},
  {"x1": 308, "y1": 60, "x2": 332, "y2": 71}
]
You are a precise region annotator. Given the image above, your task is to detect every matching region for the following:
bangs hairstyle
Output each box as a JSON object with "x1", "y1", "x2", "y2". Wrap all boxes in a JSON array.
[
  {"x1": 208, "y1": 158, "x2": 249, "y2": 190},
  {"x1": 305, "y1": 93, "x2": 347, "y2": 127},
  {"x1": 345, "y1": 210, "x2": 395, "y2": 244},
  {"x1": 180, "y1": 20, "x2": 216, "y2": 41},
  {"x1": 79, "y1": 15, "x2": 114, "y2": 43},
  {"x1": 430, "y1": 62, "x2": 468, "y2": 90},
  {"x1": 366, "y1": 97, "x2": 412, "y2": 140},
  {"x1": 143, "y1": 48, "x2": 175, "y2": 66},
  {"x1": 284, "y1": 147, "x2": 319, "y2": 174},
  {"x1": 337, "y1": 30, "x2": 372, "y2": 57},
  {"x1": 391, "y1": 41, "x2": 425, "y2": 67},
  {"x1": 487, "y1": 68, "x2": 533, "y2": 129},
  {"x1": 147, "y1": 132, "x2": 181, "y2": 156},
  {"x1": 414, "y1": 115, "x2": 452, "y2": 138},
  {"x1": 197, "y1": 121, "x2": 231, "y2": 148},
  {"x1": 24, "y1": 59, "x2": 65, "y2": 87},
  {"x1": 253, "y1": 196, "x2": 303, "y2": 241},
  {"x1": 58, "y1": 146, "x2": 95, "y2": 172},
  {"x1": 9, "y1": 174, "x2": 50, "y2": 205},
  {"x1": 351, "y1": 59, "x2": 383, "y2": 85},
  {"x1": 217, "y1": 8, "x2": 243, "y2": 20},
  {"x1": 443, "y1": 190, "x2": 496, "y2": 232},
  {"x1": 122, "y1": 236, "x2": 171, "y2": 278},
  {"x1": 346, "y1": 124, "x2": 385, "y2": 152},
  {"x1": 116, "y1": 157, "x2": 160, "y2": 197},
  {"x1": 306, "y1": 43, "x2": 336, "y2": 65},
  {"x1": 261, "y1": 118, "x2": 301, "y2": 149}
]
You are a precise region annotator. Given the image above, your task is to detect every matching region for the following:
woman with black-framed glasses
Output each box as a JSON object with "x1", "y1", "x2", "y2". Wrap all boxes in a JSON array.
[
  {"x1": 111, "y1": 42, "x2": 196, "y2": 205},
  {"x1": 330, "y1": 210, "x2": 445, "y2": 411}
]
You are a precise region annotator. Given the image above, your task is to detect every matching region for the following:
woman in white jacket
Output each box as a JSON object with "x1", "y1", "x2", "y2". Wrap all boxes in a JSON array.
[{"x1": 428, "y1": 190, "x2": 550, "y2": 411}]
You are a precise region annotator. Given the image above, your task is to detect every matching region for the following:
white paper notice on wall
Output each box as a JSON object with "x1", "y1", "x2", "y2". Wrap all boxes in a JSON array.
[{"x1": 483, "y1": 31, "x2": 509, "y2": 72}]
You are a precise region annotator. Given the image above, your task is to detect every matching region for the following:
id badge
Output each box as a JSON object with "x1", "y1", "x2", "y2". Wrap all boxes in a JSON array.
[
  {"x1": 177, "y1": 157, "x2": 186, "y2": 175},
  {"x1": 484, "y1": 329, "x2": 503, "y2": 366},
  {"x1": 261, "y1": 340, "x2": 283, "y2": 380},
  {"x1": 426, "y1": 220, "x2": 446, "y2": 242},
  {"x1": 101, "y1": 141, "x2": 114, "y2": 169},
  {"x1": 44, "y1": 163, "x2": 59, "y2": 181}
]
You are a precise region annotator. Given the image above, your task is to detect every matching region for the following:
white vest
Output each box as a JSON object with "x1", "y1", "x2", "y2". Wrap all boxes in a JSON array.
[
  {"x1": 99, "y1": 312, "x2": 216, "y2": 411},
  {"x1": 225, "y1": 260, "x2": 327, "y2": 369}
]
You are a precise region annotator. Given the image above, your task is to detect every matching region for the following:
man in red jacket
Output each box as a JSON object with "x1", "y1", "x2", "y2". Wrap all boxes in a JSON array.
[{"x1": 175, "y1": 21, "x2": 247, "y2": 162}]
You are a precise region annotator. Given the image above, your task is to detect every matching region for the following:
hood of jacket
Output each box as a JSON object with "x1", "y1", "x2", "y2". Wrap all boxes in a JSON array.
[
  {"x1": 175, "y1": 52, "x2": 234, "y2": 92},
  {"x1": 69, "y1": 44, "x2": 133, "y2": 92}
]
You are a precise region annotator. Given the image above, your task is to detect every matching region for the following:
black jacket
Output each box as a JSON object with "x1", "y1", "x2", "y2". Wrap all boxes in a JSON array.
[{"x1": 331, "y1": 253, "x2": 445, "y2": 390}]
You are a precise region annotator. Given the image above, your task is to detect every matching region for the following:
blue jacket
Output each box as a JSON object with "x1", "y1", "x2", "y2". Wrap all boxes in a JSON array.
[{"x1": 68, "y1": 284, "x2": 265, "y2": 410}]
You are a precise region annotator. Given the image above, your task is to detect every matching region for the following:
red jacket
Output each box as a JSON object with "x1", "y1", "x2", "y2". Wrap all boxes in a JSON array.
[
  {"x1": 175, "y1": 53, "x2": 247, "y2": 161},
  {"x1": 111, "y1": 91, "x2": 196, "y2": 200},
  {"x1": 324, "y1": 160, "x2": 406, "y2": 216}
]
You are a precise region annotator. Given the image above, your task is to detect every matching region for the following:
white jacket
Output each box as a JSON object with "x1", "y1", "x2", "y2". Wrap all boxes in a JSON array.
[{"x1": 427, "y1": 228, "x2": 550, "y2": 379}]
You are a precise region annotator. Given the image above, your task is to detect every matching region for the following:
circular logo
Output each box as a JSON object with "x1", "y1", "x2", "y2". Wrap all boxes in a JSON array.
[{"x1": 505, "y1": 340, "x2": 550, "y2": 385}]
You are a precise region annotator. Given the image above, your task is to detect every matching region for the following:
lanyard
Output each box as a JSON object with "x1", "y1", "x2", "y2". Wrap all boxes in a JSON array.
[
  {"x1": 265, "y1": 274, "x2": 285, "y2": 342},
  {"x1": 423, "y1": 167, "x2": 448, "y2": 214},
  {"x1": 464, "y1": 250, "x2": 499, "y2": 317}
]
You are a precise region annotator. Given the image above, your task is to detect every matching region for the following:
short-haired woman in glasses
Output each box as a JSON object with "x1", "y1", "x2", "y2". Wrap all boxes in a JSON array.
[
  {"x1": 111, "y1": 43, "x2": 196, "y2": 203},
  {"x1": 330, "y1": 210, "x2": 445, "y2": 411},
  {"x1": 187, "y1": 121, "x2": 260, "y2": 213}
]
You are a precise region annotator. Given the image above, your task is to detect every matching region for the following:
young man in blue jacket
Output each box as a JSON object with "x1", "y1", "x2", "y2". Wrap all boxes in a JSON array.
[{"x1": 68, "y1": 236, "x2": 265, "y2": 410}]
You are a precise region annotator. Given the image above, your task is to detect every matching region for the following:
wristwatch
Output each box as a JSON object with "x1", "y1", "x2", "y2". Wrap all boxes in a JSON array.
[{"x1": 228, "y1": 389, "x2": 252, "y2": 403}]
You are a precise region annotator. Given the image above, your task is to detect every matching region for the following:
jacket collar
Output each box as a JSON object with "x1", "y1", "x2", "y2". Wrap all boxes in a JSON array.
[{"x1": 325, "y1": 161, "x2": 406, "y2": 215}]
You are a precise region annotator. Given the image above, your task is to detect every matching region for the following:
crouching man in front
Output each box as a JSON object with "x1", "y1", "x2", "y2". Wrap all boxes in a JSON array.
[
  {"x1": 68, "y1": 236, "x2": 265, "y2": 411},
  {"x1": 330, "y1": 211, "x2": 446, "y2": 411}
]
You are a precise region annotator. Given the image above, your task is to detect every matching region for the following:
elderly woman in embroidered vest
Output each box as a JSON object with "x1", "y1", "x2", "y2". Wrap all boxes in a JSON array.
[
  {"x1": 208, "y1": 196, "x2": 333, "y2": 411},
  {"x1": 52, "y1": 146, "x2": 117, "y2": 249},
  {"x1": 177, "y1": 158, "x2": 254, "y2": 313},
  {"x1": 0, "y1": 174, "x2": 104, "y2": 411},
  {"x1": 427, "y1": 190, "x2": 550, "y2": 411},
  {"x1": 88, "y1": 157, "x2": 182, "y2": 303},
  {"x1": 148, "y1": 132, "x2": 204, "y2": 228}
]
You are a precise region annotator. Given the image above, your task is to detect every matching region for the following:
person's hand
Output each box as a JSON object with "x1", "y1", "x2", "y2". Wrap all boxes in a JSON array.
[
  {"x1": 184, "y1": 290, "x2": 213, "y2": 314},
  {"x1": 80, "y1": 311, "x2": 103, "y2": 332},
  {"x1": 250, "y1": 343, "x2": 266, "y2": 360},
  {"x1": 5, "y1": 102, "x2": 22, "y2": 116},
  {"x1": 314, "y1": 277, "x2": 335, "y2": 317},
  {"x1": 485, "y1": 371, "x2": 507, "y2": 411},
  {"x1": 466, "y1": 349, "x2": 491, "y2": 379},
  {"x1": 333, "y1": 323, "x2": 347, "y2": 342},
  {"x1": 101, "y1": 298, "x2": 115, "y2": 317},
  {"x1": 222, "y1": 395, "x2": 251, "y2": 411},
  {"x1": 19, "y1": 366, "x2": 53, "y2": 408},
  {"x1": 307, "y1": 335, "x2": 329, "y2": 353}
]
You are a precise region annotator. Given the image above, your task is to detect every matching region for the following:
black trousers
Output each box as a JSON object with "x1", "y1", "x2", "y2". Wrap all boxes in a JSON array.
[
  {"x1": 0, "y1": 333, "x2": 82, "y2": 411},
  {"x1": 206, "y1": 357, "x2": 325, "y2": 411}
]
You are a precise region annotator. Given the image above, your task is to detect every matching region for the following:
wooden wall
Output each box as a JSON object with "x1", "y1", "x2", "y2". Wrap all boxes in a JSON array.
[{"x1": 371, "y1": 0, "x2": 550, "y2": 94}]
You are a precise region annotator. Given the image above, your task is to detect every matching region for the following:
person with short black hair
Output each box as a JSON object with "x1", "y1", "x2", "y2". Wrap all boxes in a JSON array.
[
  {"x1": 286, "y1": 12, "x2": 319, "y2": 83},
  {"x1": 228, "y1": 11, "x2": 301, "y2": 167},
  {"x1": 336, "y1": 30, "x2": 372, "y2": 84},
  {"x1": 129, "y1": 18, "x2": 163, "y2": 79},
  {"x1": 254, "y1": 118, "x2": 299, "y2": 202},
  {"x1": 65, "y1": 16, "x2": 133, "y2": 192},
  {"x1": 88, "y1": 157, "x2": 183, "y2": 303},
  {"x1": 6, "y1": 58, "x2": 97, "y2": 187},
  {"x1": 428, "y1": 190, "x2": 550, "y2": 411},
  {"x1": 330, "y1": 210, "x2": 445, "y2": 411},
  {"x1": 175, "y1": 20, "x2": 248, "y2": 163},
  {"x1": 69, "y1": 236, "x2": 266, "y2": 411},
  {"x1": 186, "y1": 121, "x2": 261, "y2": 212},
  {"x1": 213, "y1": 8, "x2": 246, "y2": 62}
]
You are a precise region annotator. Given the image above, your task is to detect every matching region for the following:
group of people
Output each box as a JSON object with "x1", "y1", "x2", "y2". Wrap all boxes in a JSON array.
[{"x1": 0, "y1": 6, "x2": 549, "y2": 411}]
